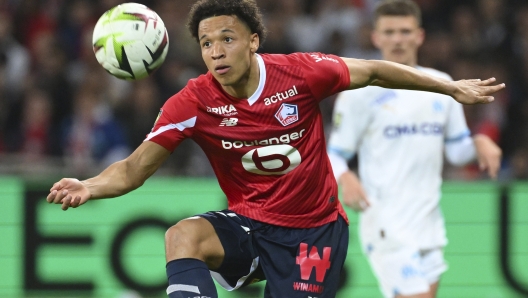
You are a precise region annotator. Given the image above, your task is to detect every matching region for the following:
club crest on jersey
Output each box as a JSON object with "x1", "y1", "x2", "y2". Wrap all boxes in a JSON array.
[{"x1": 275, "y1": 103, "x2": 299, "y2": 126}]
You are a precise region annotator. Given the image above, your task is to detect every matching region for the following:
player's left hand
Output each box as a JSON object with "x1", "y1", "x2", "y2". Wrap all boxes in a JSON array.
[
  {"x1": 339, "y1": 171, "x2": 370, "y2": 212},
  {"x1": 451, "y1": 78, "x2": 505, "y2": 105},
  {"x1": 473, "y1": 134, "x2": 502, "y2": 179},
  {"x1": 47, "y1": 178, "x2": 92, "y2": 210}
]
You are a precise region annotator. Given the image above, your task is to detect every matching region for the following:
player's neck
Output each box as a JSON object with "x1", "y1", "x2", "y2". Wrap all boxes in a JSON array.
[{"x1": 221, "y1": 54, "x2": 260, "y2": 99}]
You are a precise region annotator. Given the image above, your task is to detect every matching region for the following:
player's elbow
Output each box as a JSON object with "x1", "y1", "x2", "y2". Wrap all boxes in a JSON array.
[
  {"x1": 343, "y1": 58, "x2": 377, "y2": 89},
  {"x1": 117, "y1": 159, "x2": 148, "y2": 193}
]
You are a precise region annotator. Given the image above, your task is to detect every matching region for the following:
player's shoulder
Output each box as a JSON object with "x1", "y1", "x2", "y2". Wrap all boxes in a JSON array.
[
  {"x1": 260, "y1": 52, "x2": 340, "y2": 66},
  {"x1": 174, "y1": 73, "x2": 217, "y2": 98},
  {"x1": 164, "y1": 74, "x2": 214, "y2": 107},
  {"x1": 186, "y1": 72, "x2": 215, "y2": 91},
  {"x1": 416, "y1": 66, "x2": 453, "y2": 81},
  {"x1": 259, "y1": 53, "x2": 304, "y2": 68}
]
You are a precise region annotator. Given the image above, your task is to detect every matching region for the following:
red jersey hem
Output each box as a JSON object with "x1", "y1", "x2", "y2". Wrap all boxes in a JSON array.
[{"x1": 230, "y1": 206, "x2": 348, "y2": 229}]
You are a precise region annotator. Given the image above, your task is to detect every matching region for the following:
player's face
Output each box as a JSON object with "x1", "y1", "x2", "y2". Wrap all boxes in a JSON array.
[
  {"x1": 198, "y1": 15, "x2": 259, "y2": 90},
  {"x1": 372, "y1": 16, "x2": 424, "y2": 66}
]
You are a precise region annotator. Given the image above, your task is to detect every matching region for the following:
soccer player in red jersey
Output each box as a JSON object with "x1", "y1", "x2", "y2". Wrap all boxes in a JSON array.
[{"x1": 47, "y1": 0, "x2": 505, "y2": 297}]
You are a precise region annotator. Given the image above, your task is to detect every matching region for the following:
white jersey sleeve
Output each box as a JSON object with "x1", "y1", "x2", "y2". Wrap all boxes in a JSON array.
[
  {"x1": 415, "y1": 67, "x2": 471, "y2": 143},
  {"x1": 443, "y1": 99, "x2": 476, "y2": 165},
  {"x1": 417, "y1": 67, "x2": 475, "y2": 165},
  {"x1": 445, "y1": 136, "x2": 476, "y2": 165},
  {"x1": 444, "y1": 98, "x2": 471, "y2": 142},
  {"x1": 327, "y1": 88, "x2": 375, "y2": 160}
]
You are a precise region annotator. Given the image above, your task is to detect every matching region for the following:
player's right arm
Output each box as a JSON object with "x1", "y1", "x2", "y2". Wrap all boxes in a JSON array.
[
  {"x1": 327, "y1": 90, "x2": 371, "y2": 211},
  {"x1": 47, "y1": 141, "x2": 170, "y2": 211}
]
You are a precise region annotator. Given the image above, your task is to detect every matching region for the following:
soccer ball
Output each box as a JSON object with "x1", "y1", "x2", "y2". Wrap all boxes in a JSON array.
[{"x1": 92, "y1": 3, "x2": 169, "y2": 80}]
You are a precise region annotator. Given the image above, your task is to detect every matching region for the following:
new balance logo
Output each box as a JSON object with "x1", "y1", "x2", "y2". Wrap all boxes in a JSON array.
[
  {"x1": 296, "y1": 243, "x2": 331, "y2": 282},
  {"x1": 220, "y1": 118, "x2": 238, "y2": 126}
]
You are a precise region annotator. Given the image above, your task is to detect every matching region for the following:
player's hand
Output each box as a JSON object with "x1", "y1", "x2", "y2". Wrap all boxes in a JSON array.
[
  {"x1": 451, "y1": 78, "x2": 505, "y2": 105},
  {"x1": 339, "y1": 171, "x2": 370, "y2": 212},
  {"x1": 473, "y1": 134, "x2": 502, "y2": 179},
  {"x1": 47, "y1": 178, "x2": 91, "y2": 211}
]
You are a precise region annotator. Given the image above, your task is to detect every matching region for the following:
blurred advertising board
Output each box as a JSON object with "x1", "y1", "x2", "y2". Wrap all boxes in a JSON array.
[{"x1": 1, "y1": 178, "x2": 527, "y2": 297}]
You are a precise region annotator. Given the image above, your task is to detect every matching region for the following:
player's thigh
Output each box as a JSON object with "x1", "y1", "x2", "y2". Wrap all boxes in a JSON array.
[
  {"x1": 368, "y1": 247, "x2": 446, "y2": 298},
  {"x1": 199, "y1": 210, "x2": 265, "y2": 291},
  {"x1": 258, "y1": 215, "x2": 349, "y2": 298},
  {"x1": 165, "y1": 216, "x2": 225, "y2": 268},
  {"x1": 420, "y1": 249, "x2": 447, "y2": 286}
]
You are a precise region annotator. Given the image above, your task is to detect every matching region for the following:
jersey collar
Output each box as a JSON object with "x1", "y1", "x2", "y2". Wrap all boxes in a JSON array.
[{"x1": 247, "y1": 54, "x2": 266, "y2": 106}]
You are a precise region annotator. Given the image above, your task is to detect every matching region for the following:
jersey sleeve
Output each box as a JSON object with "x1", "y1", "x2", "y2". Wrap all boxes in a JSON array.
[
  {"x1": 327, "y1": 89, "x2": 372, "y2": 160},
  {"x1": 422, "y1": 67, "x2": 471, "y2": 143},
  {"x1": 144, "y1": 88, "x2": 198, "y2": 152},
  {"x1": 444, "y1": 99, "x2": 476, "y2": 165},
  {"x1": 444, "y1": 100, "x2": 471, "y2": 144},
  {"x1": 293, "y1": 52, "x2": 350, "y2": 101}
]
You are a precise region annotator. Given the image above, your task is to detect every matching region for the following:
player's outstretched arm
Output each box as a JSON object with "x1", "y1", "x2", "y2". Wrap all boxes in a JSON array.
[
  {"x1": 340, "y1": 58, "x2": 506, "y2": 105},
  {"x1": 47, "y1": 141, "x2": 171, "y2": 210},
  {"x1": 473, "y1": 134, "x2": 502, "y2": 179}
]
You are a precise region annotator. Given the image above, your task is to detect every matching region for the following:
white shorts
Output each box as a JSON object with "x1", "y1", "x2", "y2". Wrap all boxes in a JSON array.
[{"x1": 367, "y1": 247, "x2": 448, "y2": 298}]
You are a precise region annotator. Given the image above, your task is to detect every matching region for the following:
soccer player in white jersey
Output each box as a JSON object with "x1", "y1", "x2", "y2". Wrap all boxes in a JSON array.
[
  {"x1": 46, "y1": 0, "x2": 504, "y2": 297},
  {"x1": 327, "y1": 1, "x2": 502, "y2": 297}
]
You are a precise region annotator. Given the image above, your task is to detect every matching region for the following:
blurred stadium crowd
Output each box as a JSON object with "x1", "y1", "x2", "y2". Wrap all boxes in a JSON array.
[{"x1": 0, "y1": 0, "x2": 526, "y2": 179}]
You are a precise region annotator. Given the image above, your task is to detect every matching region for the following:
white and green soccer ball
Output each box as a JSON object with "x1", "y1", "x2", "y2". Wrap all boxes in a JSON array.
[{"x1": 92, "y1": 3, "x2": 169, "y2": 80}]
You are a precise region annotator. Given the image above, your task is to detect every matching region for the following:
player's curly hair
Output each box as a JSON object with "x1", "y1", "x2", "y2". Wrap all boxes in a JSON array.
[
  {"x1": 187, "y1": 0, "x2": 267, "y2": 44},
  {"x1": 374, "y1": 0, "x2": 422, "y2": 26}
]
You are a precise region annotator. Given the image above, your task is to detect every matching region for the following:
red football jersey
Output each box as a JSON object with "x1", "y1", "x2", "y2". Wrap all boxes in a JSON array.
[{"x1": 146, "y1": 52, "x2": 350, "y2": 228}]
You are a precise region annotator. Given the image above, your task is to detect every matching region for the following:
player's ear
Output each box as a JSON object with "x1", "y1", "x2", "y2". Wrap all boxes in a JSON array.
[
  {"x1": 371, "y1": 30, "x2": 381, "y2": 49},
  {"x1": 416, "y1": 27, "x2": 425, "y2": 47},
  {"x1": 250, "y1": 33, "x2": 259, "y2": 53}
]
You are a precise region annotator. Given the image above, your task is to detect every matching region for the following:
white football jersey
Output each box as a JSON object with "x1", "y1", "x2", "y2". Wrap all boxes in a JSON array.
[{"x1": 328, "y1": 67, "x2": 471, "y2": 252}]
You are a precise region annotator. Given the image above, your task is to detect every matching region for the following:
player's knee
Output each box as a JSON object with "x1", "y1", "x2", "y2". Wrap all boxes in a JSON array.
[
  {"x1": 166, "y1": 219, "x2": 201, "y2": 249},
  {"x1": 165, "y1": 217, "x2": 220, "y2": 262}
]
